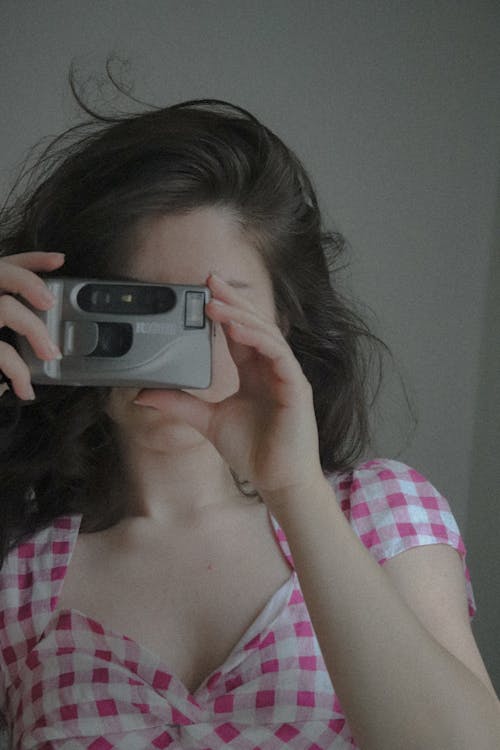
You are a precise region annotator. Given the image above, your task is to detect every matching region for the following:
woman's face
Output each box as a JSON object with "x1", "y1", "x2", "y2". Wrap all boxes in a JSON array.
[{"x1": 105, "y1": 205, "x2": 278, "y2": 444}]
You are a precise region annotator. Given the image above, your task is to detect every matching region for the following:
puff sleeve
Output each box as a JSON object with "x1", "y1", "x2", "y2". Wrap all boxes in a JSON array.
[{"x1": 329, "y1": 458, "x2": 476, "y2": 619}]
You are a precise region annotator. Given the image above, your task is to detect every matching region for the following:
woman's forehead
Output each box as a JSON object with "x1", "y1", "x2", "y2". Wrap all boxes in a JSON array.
[{"x1": 127, "y1": 209, "x2": 272, "y2": 289}]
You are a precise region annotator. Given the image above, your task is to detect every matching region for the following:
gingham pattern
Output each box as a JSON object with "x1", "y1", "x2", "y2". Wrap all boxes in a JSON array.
[{"x1": 0, "y1": 459, "x2": 475, "y2": 749}]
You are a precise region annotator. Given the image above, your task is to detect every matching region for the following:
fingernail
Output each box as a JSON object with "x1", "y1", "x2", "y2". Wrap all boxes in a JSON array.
[
  {"x1": 40, "y1": 288, "x2": 56, "y2": 306},
  {"x1": 24, "y1": 385, "x2": 36, "y2": 401},
  {"x1": 133, "y1": 398, "x2": 157, "y2": 409},
  {"x1": 47, "y1": 341, "x2": 62, "y2": 359}
]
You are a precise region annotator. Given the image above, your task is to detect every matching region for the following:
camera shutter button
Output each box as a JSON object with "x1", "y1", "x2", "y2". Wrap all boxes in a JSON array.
[{"x1": 63, "y1": 321, "x2": 99, "y2": 356}]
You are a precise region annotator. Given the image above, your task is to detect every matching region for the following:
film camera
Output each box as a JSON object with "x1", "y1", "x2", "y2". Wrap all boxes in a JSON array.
[{"x1": 15, "y1": 277, "x2": 213, "y2": 388}]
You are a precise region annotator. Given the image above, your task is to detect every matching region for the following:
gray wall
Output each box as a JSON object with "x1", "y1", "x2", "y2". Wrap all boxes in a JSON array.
[
  {"x1": 467, "y1": 182, "x2": 500, "y2": 697},
  {"x1": 0, "y1": 2, "x2": 498, "y2": 742}
]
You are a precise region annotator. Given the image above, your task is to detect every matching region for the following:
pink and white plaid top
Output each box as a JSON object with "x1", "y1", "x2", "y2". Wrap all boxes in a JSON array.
[{"x1": 0, "y1": 459, "x2": 476, "y2": 749}]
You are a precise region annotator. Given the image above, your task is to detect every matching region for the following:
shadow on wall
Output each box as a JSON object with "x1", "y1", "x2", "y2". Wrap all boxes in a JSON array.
[{"x1": 467, "y1": 176, "x2": 500, "y2": 696}]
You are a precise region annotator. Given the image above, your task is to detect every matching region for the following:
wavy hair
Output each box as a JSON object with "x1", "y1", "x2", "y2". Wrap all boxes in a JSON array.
[{"x1": 0, "y1": 66, "x2": 413, "y2": 569}]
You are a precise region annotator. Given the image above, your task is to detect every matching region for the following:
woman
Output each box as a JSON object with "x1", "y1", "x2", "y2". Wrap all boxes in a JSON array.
[{"x1": 0, "y1": 80, "x2": 498, "y2": 749}]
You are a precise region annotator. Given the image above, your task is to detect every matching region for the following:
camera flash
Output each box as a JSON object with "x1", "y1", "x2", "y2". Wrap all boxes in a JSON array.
[{"x1": 185, "y1": 291, "x2": 205, "y2": 329}]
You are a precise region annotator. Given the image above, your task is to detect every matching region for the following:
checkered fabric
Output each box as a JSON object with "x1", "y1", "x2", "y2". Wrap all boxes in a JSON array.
[{"x1": 0, "y1": 459, "x2": 475, "y2": 749}]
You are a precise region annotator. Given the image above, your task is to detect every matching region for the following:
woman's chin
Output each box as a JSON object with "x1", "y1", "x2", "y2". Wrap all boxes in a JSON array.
[{"x1": 133, "y1": 412, "x2": 207, "y2": 448}]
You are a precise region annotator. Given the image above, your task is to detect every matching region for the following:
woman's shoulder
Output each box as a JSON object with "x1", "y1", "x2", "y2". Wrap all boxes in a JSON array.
[
  {"x1": 1, "y1": 514, "x2": 81, "y2": 576},
  {"x1": 326, "y1": 457, "x2": 476, "y2": 618},
  {"x1": 327, "y1": 457, "x2": 465, "y2": 561},
  {"x1": 0, "y1": 514, "x2": 81, "y2": 625},
  {"x1": 0, "y1": 514, "x2": 82, "y2": 712},
  {"x1": 330, "y1": 456, "x2": 452, "y2": 510}
]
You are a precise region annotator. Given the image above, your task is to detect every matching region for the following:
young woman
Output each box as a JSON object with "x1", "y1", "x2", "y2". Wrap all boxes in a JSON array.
[{"x1": 0, "y1": 81, "x2": 498, "y2": 749}]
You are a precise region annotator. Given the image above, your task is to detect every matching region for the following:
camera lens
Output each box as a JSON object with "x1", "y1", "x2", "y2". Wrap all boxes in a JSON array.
[{"x1": 90, "y1": 323, "x2": 133, "y2": 357}]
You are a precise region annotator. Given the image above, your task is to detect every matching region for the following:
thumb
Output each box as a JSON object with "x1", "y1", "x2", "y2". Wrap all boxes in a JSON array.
[{"x1": 133, "y1": 389, "x2": 215, "y2": 440}]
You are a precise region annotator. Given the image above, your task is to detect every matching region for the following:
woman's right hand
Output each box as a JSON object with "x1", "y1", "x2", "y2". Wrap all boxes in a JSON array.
[{"x1": 0, "y1": 252, "x2": 66, "y2": 400}]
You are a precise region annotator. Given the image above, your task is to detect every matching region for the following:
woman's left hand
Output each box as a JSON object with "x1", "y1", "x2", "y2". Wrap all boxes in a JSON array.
[{"x1": 133, "y1": 274, "x2": 325, "y2": 502}]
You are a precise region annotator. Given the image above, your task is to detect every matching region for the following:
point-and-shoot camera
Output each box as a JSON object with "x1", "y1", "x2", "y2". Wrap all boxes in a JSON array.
[{"x1": 16, "y1": 277, "x2": 213, "y2": 388}]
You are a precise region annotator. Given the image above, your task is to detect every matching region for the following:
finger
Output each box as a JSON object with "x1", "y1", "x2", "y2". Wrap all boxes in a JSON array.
[
  {"x1": 0, "y1": 253, "x2": 63, "y2": 310},
  {"x1": 133, "y1": 387, "x2": 215, "y2": 439},
  {"x1": 207, "y1": 274, "x2": 276, "y2": 325},
  {"x1": 0, "y1": 341, "x2": 35, "y2": 400},
  {"x1": 223, "y1": 320, "x2": 306, "y2": 404},
  {"x1": 0, "y1": 295, "x2": 62, "y2": 360},
  {"x1": 3, "y1": 251, "x2": 65, "y2": 270},
  {"x1": 207, "y1": 296, "x2": 284, "y2": 347},
  {"x1": 207, "y1": 296, "x2": 294, "y2": 384}
]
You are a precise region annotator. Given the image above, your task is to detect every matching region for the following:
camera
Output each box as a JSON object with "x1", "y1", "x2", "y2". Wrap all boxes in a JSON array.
[{"x1": 16, "y1": 277, "x2": 213, "y2": 388}]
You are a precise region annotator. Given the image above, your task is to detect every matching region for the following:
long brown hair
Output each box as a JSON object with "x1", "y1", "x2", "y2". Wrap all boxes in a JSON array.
[{"x1": 0, "y1": 65, "x2": 415, "y2": 569}]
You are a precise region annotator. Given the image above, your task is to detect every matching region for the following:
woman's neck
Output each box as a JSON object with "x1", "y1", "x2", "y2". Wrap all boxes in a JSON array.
[{"x1": 108, "y1": 428, "x2": 252, "y2": 527}]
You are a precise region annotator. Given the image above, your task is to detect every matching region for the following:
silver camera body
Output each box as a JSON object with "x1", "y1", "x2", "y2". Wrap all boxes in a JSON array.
[{"x1": 17, "y1": 277, "x2": 213, "y2": 389}]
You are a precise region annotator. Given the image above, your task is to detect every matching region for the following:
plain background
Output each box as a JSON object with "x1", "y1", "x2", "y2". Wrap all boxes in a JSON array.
[{"x1": 0, "y1": 1, "x2": 498, "y2": 741}]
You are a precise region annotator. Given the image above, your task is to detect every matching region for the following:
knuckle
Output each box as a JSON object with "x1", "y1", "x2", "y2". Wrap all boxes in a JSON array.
[
  {"x1": 0, "y1": 299, "x2": 46, "y2": 348},
  {"x1": 0, "y1": 294, "x2": 14, "y2": 317},
  {"x1": 0, "y1": 263, "x2": 43, "y2": 297},
  {"x1": 0, "y1": 341, "x2": 23, "y2": 373}
]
